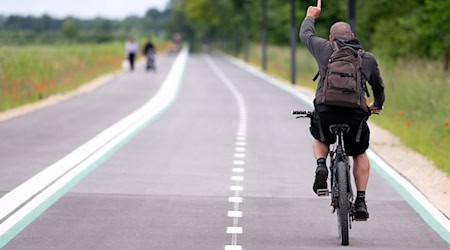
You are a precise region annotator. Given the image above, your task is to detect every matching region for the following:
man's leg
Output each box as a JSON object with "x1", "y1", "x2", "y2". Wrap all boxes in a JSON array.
[
  {"x1": 353, "y1": 152, "x2": 370, "y2": 191},
  {"x1": 353, "y1": 152, "x2": 370, "y2": 220},
  {"x1": 312, "y1": 139, "x2": 329, "y2": 194},
  {"x1": 313, "y1": 139, "x2": 329, "y2": 159}
]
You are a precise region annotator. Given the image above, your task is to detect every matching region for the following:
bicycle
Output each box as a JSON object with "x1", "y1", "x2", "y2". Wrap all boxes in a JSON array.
[
  {"x1": 146, "y1": 50, "x2": 156, "y2": 71},
  {"x1": 292, "y1": 110, "x2": 359, "y2": 246}
]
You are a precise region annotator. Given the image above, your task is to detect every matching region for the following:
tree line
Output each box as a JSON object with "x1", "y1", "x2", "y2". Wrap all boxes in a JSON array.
[
  {"x1": 0, "y1": 9, "x2": 171, "y2": 44},
  {"x1": 167, "y1": 0, "x2": 449, "y2": 69}
]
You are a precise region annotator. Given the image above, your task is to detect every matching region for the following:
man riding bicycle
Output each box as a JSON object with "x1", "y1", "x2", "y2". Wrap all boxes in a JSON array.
[{"x1": 299, "y1": 1, "x2": 385, "y2": 220}]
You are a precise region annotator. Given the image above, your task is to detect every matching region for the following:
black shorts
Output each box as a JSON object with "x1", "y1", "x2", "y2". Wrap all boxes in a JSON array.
[{"x1": 310, "y1": 110, "x2": 370, "y2": 156}]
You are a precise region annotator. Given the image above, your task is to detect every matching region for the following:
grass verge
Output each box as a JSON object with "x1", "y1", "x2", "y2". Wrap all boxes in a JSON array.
[{"x1": 0, "y1": 43, "x2": 124, "y2": 111}]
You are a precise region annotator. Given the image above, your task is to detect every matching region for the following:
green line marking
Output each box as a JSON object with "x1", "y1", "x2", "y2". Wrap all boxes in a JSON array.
[{"x1": 369, "y1": 156, "x2": 450, "y2": 244}]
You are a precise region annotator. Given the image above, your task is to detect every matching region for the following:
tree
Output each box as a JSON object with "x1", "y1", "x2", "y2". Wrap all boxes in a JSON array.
[
  {"x1": 358, "y1": 0, "x2": 449, "y2": 69},
  {"x1": 62, "y1": 18, "x2": 79, "y2": 39}
]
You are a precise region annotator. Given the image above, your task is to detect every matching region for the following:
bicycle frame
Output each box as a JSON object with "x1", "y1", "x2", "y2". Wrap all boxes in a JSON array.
[{"x1": 329, "y1": 125, "x2": 354, "y2": 214}]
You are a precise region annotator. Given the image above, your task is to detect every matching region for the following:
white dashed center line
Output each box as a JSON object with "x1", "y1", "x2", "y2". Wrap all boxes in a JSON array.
[
  {"x1": 228, "y1": 211, "x2": 243, "y2": 217},
  {"x1": 233, "y1": 160, "x2": 245, "y2": 165},
  {"x1": 204, "y1": 55, "x2": 248, "y2": 250},
  {"x1": 230, "y1": 186, "x2": 244, "y2": 191},
  {"x1": 231, "y1": 176, "x2": 244, "y2": 181},
  {"x1": 228, "y1": 197, "x2": 243, "y2": 203},
  {"x1": 232, "y1": 168, "x2": 245, "y2": 173},
  {"x1": 235, "y1": 147, "x2": 246, "y2": 152},
  {"x1": 234, "y1": 153, "x2": 246, "y2": 158}
]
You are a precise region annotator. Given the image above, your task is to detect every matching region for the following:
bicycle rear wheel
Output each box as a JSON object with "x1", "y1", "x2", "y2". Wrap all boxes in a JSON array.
[{"x1": 336, "y1": 161, "x2": 350, "y2": 246}]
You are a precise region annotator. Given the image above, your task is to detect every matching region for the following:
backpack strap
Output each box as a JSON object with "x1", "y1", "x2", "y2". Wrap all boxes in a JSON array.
[
  {"x1": 331, "y1": 41, "x2": 340, "y2": 52},
  {"x1": 357, "y1": 49, "x2": 370, "y2": 98},
  {"x1": 312, "y1": 109, "x2": 326, "y2": 142},
  {"x1": 355, "y1": 111, "x2": 370, "y2": 143},
  {"x1": 313, "y1": 41, "x2": 340, "y2": 82},
  {"x1": 312, "y1": 71, "x2": 320, "y2": 82}
]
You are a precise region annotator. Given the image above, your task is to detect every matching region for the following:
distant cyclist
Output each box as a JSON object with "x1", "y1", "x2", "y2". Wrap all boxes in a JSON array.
[
  {"x1": 299, "y1": 0, "x2": 385, "y2": 220},
  {"x1": 143, "y1": 37, "x2": 156, "y2": 71}
]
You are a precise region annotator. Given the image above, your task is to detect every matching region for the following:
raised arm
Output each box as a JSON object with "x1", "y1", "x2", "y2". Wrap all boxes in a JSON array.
[{"x1": 299, "y1": 0, "x2": 329, "y2": 63}]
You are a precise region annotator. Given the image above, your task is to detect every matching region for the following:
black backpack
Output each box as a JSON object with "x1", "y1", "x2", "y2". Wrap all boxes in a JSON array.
[{"x1": 315, "y1": 42, "x2": 369, "y2": 110}]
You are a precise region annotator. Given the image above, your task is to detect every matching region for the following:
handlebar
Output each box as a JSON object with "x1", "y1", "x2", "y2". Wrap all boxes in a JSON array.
[
  {"x1": 292, "y1": 110, "x2": 313, "y2": 118},
  {"x1": 292, "y1": 109, "x2": 380, "y2": 119},
  {"x1": 292, "y1": 110, "x2": 308, "y2": 115}
]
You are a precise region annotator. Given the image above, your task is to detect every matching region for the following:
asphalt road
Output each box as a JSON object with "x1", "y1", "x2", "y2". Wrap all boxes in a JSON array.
[{"x1": 0, "y1": 51, "x2": 448, "y2": 249}]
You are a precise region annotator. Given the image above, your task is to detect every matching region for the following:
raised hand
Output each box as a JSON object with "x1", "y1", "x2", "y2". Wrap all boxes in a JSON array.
[{"x1": 306, "y1": 0, "x2": 321, "y2": 20}]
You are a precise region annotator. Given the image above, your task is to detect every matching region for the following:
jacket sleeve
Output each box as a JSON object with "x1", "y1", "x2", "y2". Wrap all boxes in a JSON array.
[
  {"x1": 366, "y1": 55, "x2": 385, "y2": 108},
  {"x1": 299, "y1": 17, "x2": 329, "y2": 62}
]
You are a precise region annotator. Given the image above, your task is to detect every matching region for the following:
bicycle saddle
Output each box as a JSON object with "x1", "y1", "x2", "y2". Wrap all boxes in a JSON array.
[{"x1": 329, "y1": 124, "x2": 350, "y2": 134}]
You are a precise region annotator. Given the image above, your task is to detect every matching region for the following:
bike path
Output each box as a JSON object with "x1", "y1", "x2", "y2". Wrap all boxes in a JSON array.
[{"x1": 0, "y1": 52, "x2": 448, "y2": 249}]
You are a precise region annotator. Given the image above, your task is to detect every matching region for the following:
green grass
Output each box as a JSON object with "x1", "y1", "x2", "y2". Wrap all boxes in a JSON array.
[
  {"x1": 0, "y1": 38, "x2": 171, "y2": 112},
  {"x1": 374, "y1": 58, "x2": 449, "y2": 173},
  {"x1": 0, "y1": 43, "x2": 124, "y2": 111},
  {"x1": 239, "y1": 44, "x2": 450, "y2": 174}
]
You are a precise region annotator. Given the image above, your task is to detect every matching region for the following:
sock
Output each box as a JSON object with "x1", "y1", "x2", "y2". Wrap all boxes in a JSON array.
[
  {"x1": 356, "y1": 191, "x2": 366, "y2": 201},
  {"x1": 317, "y1": 158, "x2": 326, "y2": 166}
]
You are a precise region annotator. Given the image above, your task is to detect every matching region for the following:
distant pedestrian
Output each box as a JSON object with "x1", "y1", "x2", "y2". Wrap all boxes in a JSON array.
[
  {"x1": 125, "y1": 38, "x2": 139, "y2": 71},
  {"x1": 143, "y1": 37, "x2": 156, "y2": 71}
]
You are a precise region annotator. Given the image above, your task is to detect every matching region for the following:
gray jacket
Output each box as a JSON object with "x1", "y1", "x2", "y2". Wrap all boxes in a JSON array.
[{"x1": 299, "y1": 16, "x2": 385, "y2": 111}]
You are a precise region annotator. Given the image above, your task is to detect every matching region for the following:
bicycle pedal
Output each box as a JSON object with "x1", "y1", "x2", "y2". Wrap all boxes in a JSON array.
[{"x1": 316, "y1": 189, "x2": 330, "y2": 196}]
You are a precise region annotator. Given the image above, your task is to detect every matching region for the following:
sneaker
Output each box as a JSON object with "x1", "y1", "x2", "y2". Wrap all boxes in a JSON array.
[
  {"x1": 313, "y1": 163, "x2": 328, "y2": 195},
  {"x1": 354, "y1": 198, "x2": 370, "y2": 221}
]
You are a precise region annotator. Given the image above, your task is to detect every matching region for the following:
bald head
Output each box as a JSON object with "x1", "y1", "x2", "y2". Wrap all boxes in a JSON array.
[{"x1": 329, "y1": 22, "x2": 354, "y2": 40}]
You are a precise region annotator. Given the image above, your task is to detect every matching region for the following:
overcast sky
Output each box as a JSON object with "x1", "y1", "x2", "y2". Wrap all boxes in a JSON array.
[{"x1": 0, "y1": 0, "x2": 171, "y2": 19}]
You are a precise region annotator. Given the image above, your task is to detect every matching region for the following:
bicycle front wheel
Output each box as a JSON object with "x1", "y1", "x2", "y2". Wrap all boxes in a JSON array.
[{"x1": 336, "y1": 161, "x2": 350, "y2": 246}]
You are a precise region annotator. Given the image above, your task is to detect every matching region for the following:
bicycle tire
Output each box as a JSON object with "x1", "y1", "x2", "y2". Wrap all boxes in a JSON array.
[{"x1": 336, "y1": 161, "x2": 350, "y2": 246}]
